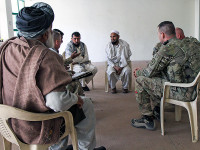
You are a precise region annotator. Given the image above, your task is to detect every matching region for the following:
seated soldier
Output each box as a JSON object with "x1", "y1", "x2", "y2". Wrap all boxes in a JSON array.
[
  {"x1": 131, "y1": 21, "x2": 200, "y2": 130},
  {"x1": 50, "y1": 29, "x2": 84, "y2": 96}
]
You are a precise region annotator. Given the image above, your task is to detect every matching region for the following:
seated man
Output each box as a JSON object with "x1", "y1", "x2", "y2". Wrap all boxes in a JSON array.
[
  {"x1": 131, "y1": 21, "x2": 200, "y2": 130},
  {"x1": 175, "y1": 27, "x2": 185, "y2": 40},
  {"x1": 105, "y1": 30, "x2": 132, "y2": 94},
  {"x1": 0, "y1": 2, "x2": 105, "y2": 150},
  {"x1": 52, "y1": 29, "x2": 80, "y2": 68},
  {"x1": 50, "y1": 29, "x2": 84, "y2": 96},
  {"x1": 65, "y1": 32, "x2": 98, "y2": 91}
]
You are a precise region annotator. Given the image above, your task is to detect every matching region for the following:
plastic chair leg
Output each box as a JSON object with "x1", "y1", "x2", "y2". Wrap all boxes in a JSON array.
[
  {"x1": 187, "y1": 101, "x2": 198, "y2": 143},
  {"x1": 70, "y1": 130, "x2": 78, "y2": 150},
  {"x1": 128, "y1": 76, "x2": 132, "y2": 91},
  {"x1": 160, "y1": 97, "x2": 165, "y2": 136},
  {"x1": 92, "y1": 79, "x2": 94, "y2": 89},
  {"x1": 105, "y1": 72, "x2": 109, "y2": 92},
  {"x1": 3, "y1": 137, "x2": 11, "y2": 150}
]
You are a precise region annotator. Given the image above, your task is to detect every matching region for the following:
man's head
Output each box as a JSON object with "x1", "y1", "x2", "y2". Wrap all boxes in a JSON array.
[
  {"x1": 110, "y1": 30, "x2": 120, "y2": 45},
  {"x1": 71, "y1": 32, "x2": 81, "y2": 46},
  {"x1": 52, "y1": 30, "x2": 62, "y2": 51},
  {"x1": 16, "y1": 2, "x2": 54, "y2": 48},
  {"x1": 157, "y1": 21, "x2": 176, "y2": 43},
  {"x1": 53, "y1": 29, "x2": 64, "y2": 43},
  {"x1": 175, "y1": 27, "x2": 185, "y2": 40}
]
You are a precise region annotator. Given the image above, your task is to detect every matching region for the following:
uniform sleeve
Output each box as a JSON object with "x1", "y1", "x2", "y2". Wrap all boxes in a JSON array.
[
  {"x1": 152, "y1": 42, "x2": 162, "y2": 56},
  {"x1": 141, "y1": 46, "x2": 171, "y2": 78},
  {"x1": 64, "y1": 57, "x2": 73, "y2": 66}
]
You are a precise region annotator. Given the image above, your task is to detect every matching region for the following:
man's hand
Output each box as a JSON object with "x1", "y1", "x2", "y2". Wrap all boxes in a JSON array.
[
  {"x1": 77, "y1": 96, "x2": 84, "y2": 108},
  {"x1": 133, "y1": 68, "x2": 141, "y2": 78},
  {"x1": 72, "y1": 62, "x2": 79, "y2": 65},
  {"x1": 71, "y1": 52, "x2": 80, "y2": 59},
  {"x1": 113, "y1": 66, "x2": 123, "y2": 75},
  {"x1": 64, "y1": 65, "x2": 70, "y2": 70}
]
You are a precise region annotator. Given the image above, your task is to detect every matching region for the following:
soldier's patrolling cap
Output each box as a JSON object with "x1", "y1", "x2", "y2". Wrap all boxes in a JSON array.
[{"x1": 111, "y1": 30, "x2": 120, "y2": 35}]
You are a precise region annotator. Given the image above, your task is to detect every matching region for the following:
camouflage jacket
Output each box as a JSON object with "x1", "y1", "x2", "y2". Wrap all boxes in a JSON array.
[
  {"x1": 136, "y1": 38, "x2": 185, "y2": 83},
  {"x1": 178, "y1": 37, "x2": 200, "y2": 83},
  {"x1": 152, "y1": 42, "x2": 162, "y2": 56}
]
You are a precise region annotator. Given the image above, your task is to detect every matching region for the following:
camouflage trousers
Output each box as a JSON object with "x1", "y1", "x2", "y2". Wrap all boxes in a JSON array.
[
  {"x1": 66, "y1": 81, "x2": 84, "y2": 96},
  {"x1": 135, "y1": 76, "x2": 197, "y2": 116},
  {"x1": 135, "y1": 76, "x2": 166, "y2": 116}
]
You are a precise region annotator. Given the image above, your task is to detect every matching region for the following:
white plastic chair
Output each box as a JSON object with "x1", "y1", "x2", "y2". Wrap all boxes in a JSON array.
[
  {"x1": 0, "y1": 104, "x2": 78, "y2": 150},
  {"x1": 105, "y1": 61, "x2": 132, "y2": 92},
  {"x1": 161, "y1": 72, "x2": 200, "y2": 143}
]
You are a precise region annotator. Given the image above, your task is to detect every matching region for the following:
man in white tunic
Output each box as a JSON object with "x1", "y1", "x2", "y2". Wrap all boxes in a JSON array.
[
  {"x1": 106, "y1": 30, "x2": 132, "y2": 94},
  {"x1": 65, "y1": 32, "x2": 97, "y2": 91}
]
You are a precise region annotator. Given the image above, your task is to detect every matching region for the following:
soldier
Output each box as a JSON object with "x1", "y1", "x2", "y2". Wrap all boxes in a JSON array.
[
  {"x1": 50, "y1": 29, "x2": 84, "y2": 96},
  {"x1": 175, "y1": 27, "x2": 185, "y2": 40},
  {"x1": 152, "y1": 42, "x2": 162, "y2": 56},
  {"x1": 131, "y1": 21, "x2": 186, "y2": 130}
]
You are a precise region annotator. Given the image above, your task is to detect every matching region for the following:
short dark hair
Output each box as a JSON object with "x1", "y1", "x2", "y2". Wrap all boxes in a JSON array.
[
  {"x1": 52, "y1": 30, "x2": 61, "y2": 41},
  {"x1": 53, "y1": 29, "x2": 64, "y2": 36},
  {"x1": 158, "y1": 21, "x2": 175, "y2": 36},
  {"x1": 72, "y1": 32, "x2": 80, "y2": 37}
]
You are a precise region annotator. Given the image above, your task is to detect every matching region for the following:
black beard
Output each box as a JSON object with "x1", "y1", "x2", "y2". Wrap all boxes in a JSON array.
[
  {"x1": 73, "y1": 43, "x2": 80, "y2": 47},
  {"x1": 112, "y1": 41, "x2": 118, "y2": 45}
]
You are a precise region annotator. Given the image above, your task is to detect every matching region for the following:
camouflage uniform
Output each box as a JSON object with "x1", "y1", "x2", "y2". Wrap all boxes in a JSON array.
[
  {"x1": 66, "y1": 80, "x2": 84, "y2": 96},
  {"x1": 152, "y1": 42, "x2": 162, "y2": 56},
  {"x1": 135, "y1": 38, "x2": 187, "y2": 116}
]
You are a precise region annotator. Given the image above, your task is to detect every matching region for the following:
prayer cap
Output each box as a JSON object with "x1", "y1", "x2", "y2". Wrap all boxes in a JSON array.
[
  {"x1": 16, "y1": 2, "x2": 54, "y2": 38},
  {"x1": 111, "y1": 30, "x2": 120, "y2": 35}
]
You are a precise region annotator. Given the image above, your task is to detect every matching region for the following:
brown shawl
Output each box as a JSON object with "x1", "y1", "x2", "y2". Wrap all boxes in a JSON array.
[{"x1": 0, "y1": 37, "x2": 72, "y2": 144}]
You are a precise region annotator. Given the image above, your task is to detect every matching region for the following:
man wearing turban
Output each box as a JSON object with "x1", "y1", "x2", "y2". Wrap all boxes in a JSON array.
[
  {"x1": 105, "y1": 30, "x2": 132, "y2": 94},
  {"x1": 0, "y1": 2, "x2": 105, "y2": 150}
]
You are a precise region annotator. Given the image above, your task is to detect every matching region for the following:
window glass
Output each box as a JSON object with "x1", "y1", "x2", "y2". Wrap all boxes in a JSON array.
[
  {"x1": 19, "y1": 0, "x2": 25, "y2": 10},
  {"x1": 12, "y1": 14, "x2": 17, "y2": 29},
  {"x1": 11, "y1": 0, "x2": 25, "y2": 34},
  {"x1": 11, "y1": 0, "x2": 19, "y2": 13}
]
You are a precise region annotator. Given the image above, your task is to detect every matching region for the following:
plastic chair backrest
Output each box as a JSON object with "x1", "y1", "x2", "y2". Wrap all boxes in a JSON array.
[{"x1": 0, "y1": 104, "x2": 78, "y2": 150}]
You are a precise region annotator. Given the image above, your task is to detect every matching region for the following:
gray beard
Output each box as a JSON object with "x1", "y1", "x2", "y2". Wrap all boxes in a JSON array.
[{"x1": 45, "y1": 32, "x2": 54, "y2": 48}]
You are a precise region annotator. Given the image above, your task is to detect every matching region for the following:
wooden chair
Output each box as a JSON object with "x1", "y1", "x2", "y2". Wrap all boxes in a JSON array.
[
  {"x1": 161, "y1": 72, "x2": 200, "y2": 143},
  {"x1": 105, "y1": 61, "x2": 132, "y2": 92},
  {"x1": 0, "y1": 104, "x2": 78, "y2": 150}
]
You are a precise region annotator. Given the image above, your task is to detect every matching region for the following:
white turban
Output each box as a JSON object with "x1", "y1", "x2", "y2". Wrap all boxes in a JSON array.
[{"x1": 111, "y1": 30, "x2": 120, "y2": 35}]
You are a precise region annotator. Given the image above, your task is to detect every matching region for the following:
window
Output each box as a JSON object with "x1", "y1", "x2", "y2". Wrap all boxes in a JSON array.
[{"x1": 11, "y1": 0, "x2": 25, "y2": 36}]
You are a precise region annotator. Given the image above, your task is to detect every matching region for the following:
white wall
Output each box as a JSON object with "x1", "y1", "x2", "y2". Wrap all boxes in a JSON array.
[
  {"x1": 195, "y1": 0, "x2": 200, "y2": 40},
  {"x1": 26, "y1": 0, "x2": 195, "y2": 62},
  {"x1": 0, "y1": 0, "x2": 14, "y2": 41}
]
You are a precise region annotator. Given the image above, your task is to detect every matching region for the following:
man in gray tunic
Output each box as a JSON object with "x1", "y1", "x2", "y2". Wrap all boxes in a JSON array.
[
  {"x1": 105, "y1": 30, "x2": 132, "y2": 94},
  {"x1": 65, "y1": 32, "x2": 97, "y2": 91},
  {"x1": 50, "y1": 30, "x2": 84, "y2": 96}
]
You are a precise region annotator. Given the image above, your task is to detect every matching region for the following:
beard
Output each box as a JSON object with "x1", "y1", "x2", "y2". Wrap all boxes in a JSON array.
[
  {"x1": 73, "y1": 42, "x2": 80, "y2": 47},
  {"x1": 45, "y1": 31, "x2": 54, "y2": 48},
  {"x1": 111, "y1": 40, "x2": 118, "y2": 45}
]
